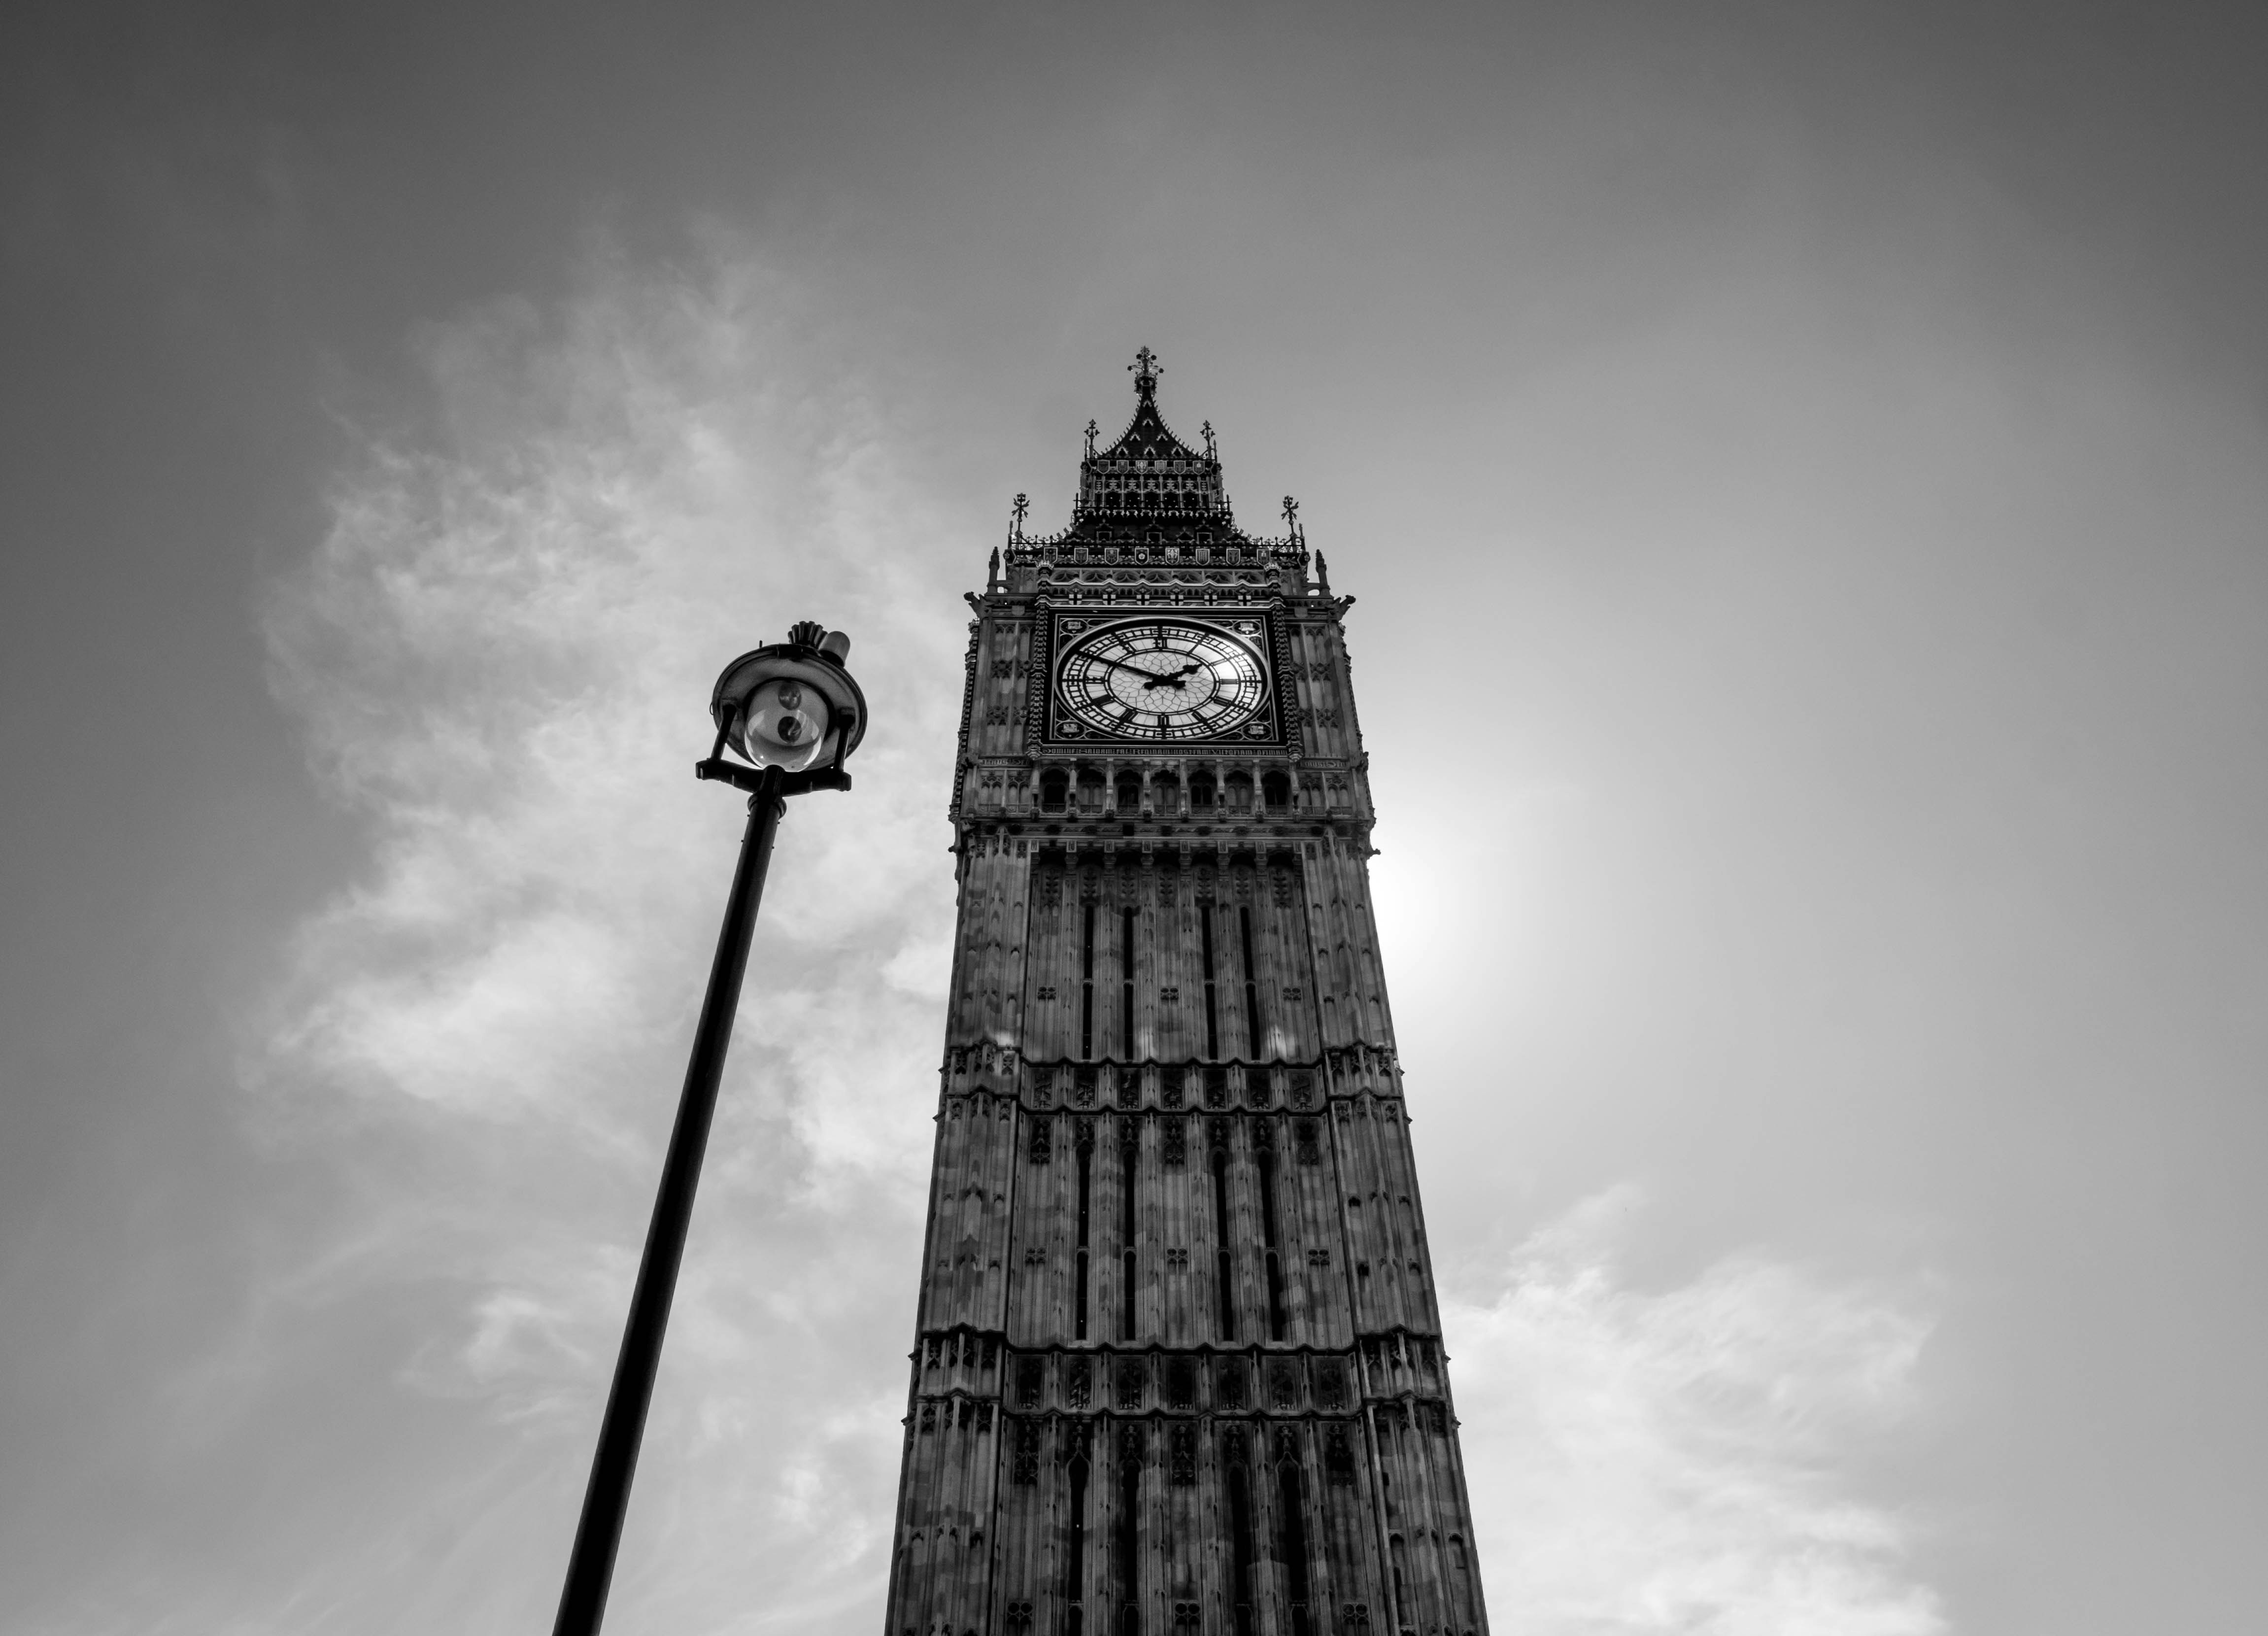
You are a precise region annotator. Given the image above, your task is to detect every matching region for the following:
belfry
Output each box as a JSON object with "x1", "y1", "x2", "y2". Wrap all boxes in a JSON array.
[{"x1": 885, "y1": 353, "x2": 1489, "y2": 1636}]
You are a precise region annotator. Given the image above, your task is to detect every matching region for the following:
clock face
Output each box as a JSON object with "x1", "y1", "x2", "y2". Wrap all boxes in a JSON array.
[{"x1": 1055, "y1": 618, "x2": 1272, "y2": 742}]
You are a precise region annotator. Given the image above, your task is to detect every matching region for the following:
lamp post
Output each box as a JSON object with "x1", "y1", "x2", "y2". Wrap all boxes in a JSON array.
[{"x1": 549, "y1": 620, "x2": 869, "y2": 1636}]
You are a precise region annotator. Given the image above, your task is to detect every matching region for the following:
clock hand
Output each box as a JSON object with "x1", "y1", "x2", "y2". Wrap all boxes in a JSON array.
[
  {"x1": 1141, "y1": 662, "x2": 1207, "y2": 689},
  {"x1": 1091, "y1": 654, "x2": 1205, "y2": 688},
  {"x1": 1093, "y1": 655, "x2": 1173, "y2": 683}
]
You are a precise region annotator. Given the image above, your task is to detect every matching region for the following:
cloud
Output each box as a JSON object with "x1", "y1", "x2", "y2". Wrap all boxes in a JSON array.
[
  {"x1": 1446, "y1": 1186, "x2": 1942, "y2": 1636},
  {"x1": 251, "y1": 237, "x2": 964, "y2": 1632}
]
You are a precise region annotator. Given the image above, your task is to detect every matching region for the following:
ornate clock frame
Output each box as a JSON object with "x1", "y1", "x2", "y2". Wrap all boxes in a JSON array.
[{"x1": 1026, "y1": 602, "x2": 1301, "y2": 755}]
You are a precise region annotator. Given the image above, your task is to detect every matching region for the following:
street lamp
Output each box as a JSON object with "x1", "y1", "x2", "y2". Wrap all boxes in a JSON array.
[{"x1": 549, "y1": 619, "x2": 868, "y2": 1636}]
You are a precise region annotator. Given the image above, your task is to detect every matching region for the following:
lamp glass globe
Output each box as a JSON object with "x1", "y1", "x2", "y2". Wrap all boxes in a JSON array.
[{"x1": 737, "y1": 677, "x2": 833, "y2": 772}]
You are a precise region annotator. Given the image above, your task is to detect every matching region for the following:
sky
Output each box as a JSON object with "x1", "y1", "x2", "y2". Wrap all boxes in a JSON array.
[{"x1": 3, "y1": 3, "x2": 2266, "y2": 1633}]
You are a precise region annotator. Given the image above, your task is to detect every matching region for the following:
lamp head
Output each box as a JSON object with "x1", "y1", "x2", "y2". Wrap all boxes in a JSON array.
[{"x1": 710, "y1": 624, "x2": 868, "y2": 774}]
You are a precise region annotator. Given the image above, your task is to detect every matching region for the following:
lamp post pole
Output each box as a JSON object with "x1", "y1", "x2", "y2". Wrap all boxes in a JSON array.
[
  {"x1": 549, "y1": 766, "x2": 784, "y2": 1636},
  {"x1": 543, "y1": 620, "x2": 863, "y2": 1636}
]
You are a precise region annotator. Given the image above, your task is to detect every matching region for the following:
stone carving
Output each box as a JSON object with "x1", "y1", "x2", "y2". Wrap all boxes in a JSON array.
[{"x1": 1169, "y1": 1426, "x2": 1197, "y2": 1488}]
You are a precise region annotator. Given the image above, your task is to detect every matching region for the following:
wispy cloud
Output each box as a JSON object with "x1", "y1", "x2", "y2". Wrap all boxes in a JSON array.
[
  {"x1": 1447, "y1": 1186, "x2": 1942, "y2": 1636},
  {"x1": 253, "y1": 238, "x2": 965, "y2": 1631}
]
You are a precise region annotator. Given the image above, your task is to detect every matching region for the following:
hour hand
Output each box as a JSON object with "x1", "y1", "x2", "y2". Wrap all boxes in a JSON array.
[
  {"x1": 1099, "y1": 656, "x2": 1172, "y2": 683},
  {"x1": 1140, "y1": 662, "x2": 1204, "y2": 688}
]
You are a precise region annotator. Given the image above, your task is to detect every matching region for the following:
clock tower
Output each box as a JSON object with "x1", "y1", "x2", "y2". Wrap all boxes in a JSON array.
[{"x1": 885, "y1": 352, "x2": 1489, "y2": 1636}]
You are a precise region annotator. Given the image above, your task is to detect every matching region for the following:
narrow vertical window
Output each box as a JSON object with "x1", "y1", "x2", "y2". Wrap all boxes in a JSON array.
[
  {"x1": 1258, "y1": 1147, "x2": 1287, "y2": 1341},
  {"x1": 1211, "y1": 1145, "x2": 1236, "y2": 1341},
  {"x1": 1278, "y1": 1464, "x2": 1313, "y2": 1636},
  {"x1": 1066, "y1": 1454, "x2": 1091, "y2": 1636},
  {"x1": 1199, "y1": 905, "x2": 1220, "y2": 1060},
  {"x1": 1075, "y1": 1137, "x2": 1092, "y2": 1342},
  {"x1": 1117, "y1": 1452, "x2": 1142, "y2": 1634},
  {"x1": 1081, "y1": 903, "x2": 1096, "y2": 1061},
  {"x1": 1119, "y1": 906, "x2": 1136, "y2": 1056},
  {"x1": 1120, "y1": 1125, "x2": 1139, "y2": 1341},
  {"x1": 1238, "y1": 906, "x2": 1262, "y2": 1056},
  {"x1": 1226, "y1": 1462, "x2": 1256, "y2": 1636}
]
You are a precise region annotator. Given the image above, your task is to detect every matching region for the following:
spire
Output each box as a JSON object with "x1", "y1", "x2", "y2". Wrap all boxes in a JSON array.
[
  {"x1": 1064, "y1": 344, "x2": 1227, "y2": 525},
  {"x1": 1129, "y1": 345, "x2": 1161, "y2": 400}
]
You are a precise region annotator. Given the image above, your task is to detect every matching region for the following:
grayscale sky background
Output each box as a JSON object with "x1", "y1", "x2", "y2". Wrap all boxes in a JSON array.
[{"x1": 4, "y1": 4, "x2": 2265, "y2": 1633}]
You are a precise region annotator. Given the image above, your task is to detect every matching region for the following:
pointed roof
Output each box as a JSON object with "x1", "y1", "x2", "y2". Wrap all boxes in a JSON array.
[
  {"x1": 1066, "y1": 346, "x2": 1231, "y2": 527},
  {"x1": 1000, "y1": 350, "x2": 1308, "y2": 598},
  {"x1": 1098, "y1": 346, "x2": 1204, "y2": 462}
]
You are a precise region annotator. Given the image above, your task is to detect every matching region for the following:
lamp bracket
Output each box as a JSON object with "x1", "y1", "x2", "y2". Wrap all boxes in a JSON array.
[{"x1": 694, "y1": 758, "x2": 852, "y2": 798}]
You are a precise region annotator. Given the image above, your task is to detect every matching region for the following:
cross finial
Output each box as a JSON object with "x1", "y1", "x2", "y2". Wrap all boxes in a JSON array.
[
  {"x1": 1201, "y1": 420, "x2": 1217, "y2": 461},
  {"x1": 1084, "y1": 419, "x2": 1097, "y2": 457},
  {"x1": 1283, "y1": 495, "x2": 1300, "y2": 531},
  {"x1": 1011, "y1": 492, "x2": 1029, "y2": 540},
  {"x1": 1129, "y1": 346, "x2": 1161, "y2": 396}
]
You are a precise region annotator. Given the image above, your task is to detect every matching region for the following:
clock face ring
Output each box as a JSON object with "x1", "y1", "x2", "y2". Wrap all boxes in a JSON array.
[{"x1": 1056, "y1": 618, "x2": 1270, "y2": 742}]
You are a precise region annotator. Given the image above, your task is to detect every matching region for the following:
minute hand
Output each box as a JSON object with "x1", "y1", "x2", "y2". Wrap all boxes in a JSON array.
[
  {"x1": 1094, "y1": 655, "x2": 1197, "y2": 685},
  {"x1": 1140, "y1": 662, "x2": 1208, "y2": 689}
]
